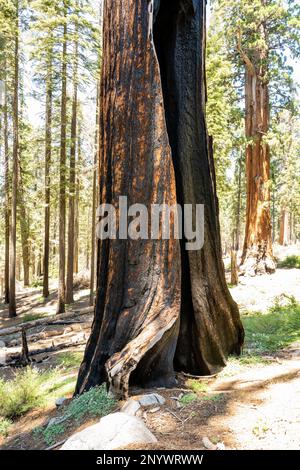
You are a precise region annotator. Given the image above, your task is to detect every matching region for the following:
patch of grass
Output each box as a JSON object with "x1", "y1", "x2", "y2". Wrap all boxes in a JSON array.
[
  {"x1": 278, "y1": 255, "x2": 300, "y2": 269},
  {"x1": 179, "y1": 393, "x2": 198, "y2": 405},
  {"x1": 54, "y1": 351, "x2": 83, "y2": 370},
  {"x1": 243, "y1": 300, "x2": 300, "y2": 353},
  {"x1": 22, "y1": 313, "x2": 45, "y2": 323},
  {"x1": 0, "y1": 368, "x2": 56, "y2": 419},
  {"x1": 0, "y1": 418, "x2": 12, "y2": 437},
  {"x1": 186, "y1": 379, "x2": 209, "y2": 394},
  {"x1": 201, "y1": 394, "x2": 224, "y2": 402}
]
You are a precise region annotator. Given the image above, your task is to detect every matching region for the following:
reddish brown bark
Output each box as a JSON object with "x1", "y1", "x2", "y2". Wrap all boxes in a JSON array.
[
  {"x1": 238, "y1": 31, "x2": 276, "y2": 276},
  {"x1": 76, "y1": 0, "x2": 244, "y2": 397}
]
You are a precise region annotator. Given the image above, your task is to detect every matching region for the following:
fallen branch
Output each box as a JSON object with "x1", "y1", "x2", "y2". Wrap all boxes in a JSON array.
[
  {"x1": 1, "y1": 339, "x2": 87, "y2": 367},
  {"x1": 45, "y1": 439, "x2": 67, "y2": 451},
  {"x1": 181, "y1": 371, "x2": 218, "y2": 380}
]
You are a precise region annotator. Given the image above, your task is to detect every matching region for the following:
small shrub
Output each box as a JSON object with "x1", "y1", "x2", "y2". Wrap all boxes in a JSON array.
[
  {"x1": 278, "y1": 255, "x2": 300, "y2": 269},
  {"x1": 0, "y1": 368, "x2": 46, "y2": 419},
  {"x1": 180, "y1": 393, "x2": 198, "y2": 405},
  {"x1": 65, "y1": 385, "x2": 116, "y2": 423},
  {"x1": 0, "y1": 418, "x2": 12, "y2": 437},
  {"x1": 43, "y1": 423, "x2": 66, "y2": 446},
  {"x1": 37, "y1": 385, "x2": 116, "y2": 445},
  {"x1": 187, "y1": 380, "x2": 209, "y2": 393}
]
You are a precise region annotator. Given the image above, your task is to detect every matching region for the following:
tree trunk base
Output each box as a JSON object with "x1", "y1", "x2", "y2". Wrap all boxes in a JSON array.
[{"x1": 240, "y1": 249, "x2": 276, "y2": 276}]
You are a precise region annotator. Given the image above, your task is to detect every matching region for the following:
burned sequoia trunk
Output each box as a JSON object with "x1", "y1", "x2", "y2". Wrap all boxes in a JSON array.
[{"x1": 76, "y1": 0, "x2": 244, "y2": 397}]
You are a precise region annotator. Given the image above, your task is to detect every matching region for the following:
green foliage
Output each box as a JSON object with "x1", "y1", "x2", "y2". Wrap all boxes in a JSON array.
[
  {"x1": 65, "y1": 385, "x2": 116, "y2": 423},
  {"x1": 42, "y1": 422, "x2": 66, "y2": 446},
  {"x1": 37, "y1": 386, "x2": 116, "y2": 445},
  {"x1": 0, "y1": 368, "x2": 53, "y2": 419},
  {"x1": 0, "y1": 418, "x2": 12, "y2": 437},
  {"x1": 243, "y1": 300, "x2": 300, "y2": 353},
  {"x1": 186, "y1": 380, "x2": 209, "y2": 394},
  {"x1": 179, "y1": 393, "x2": 198, "y2": 405},
  {"x1": 278, "y1": 255, "x2": 300, "y2": 269}
]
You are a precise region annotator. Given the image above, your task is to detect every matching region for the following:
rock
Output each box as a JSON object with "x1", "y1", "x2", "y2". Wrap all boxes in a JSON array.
[
  {"x1": 9, "y1": 339, "x2": 18, "y2": 347},
  {"x1": 61, "y1": 412, "x2": 157, "y2": 450},
  {"x1": 202, "y1": 437, "x2": 217, "y2": 450},
  {"x1": 55, "y1": 397, "x2": 68, "y2": 408},
  {"x1": 134, "y1": 393, "x2": 166, "y2": 407},
  {"x1": 47, "y1": 416, "x2": 68, "y2": 428},
  {"x1": 216, "y1": 442, "x2": 226, "y2": 450},
  {"x1": 121, "y1": 399, "x2": 141, "y2": 416}
]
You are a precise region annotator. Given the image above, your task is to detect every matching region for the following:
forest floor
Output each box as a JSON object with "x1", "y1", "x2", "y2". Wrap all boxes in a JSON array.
[{"x1": 0, "y1": 248, "x2": 300, "y2": 450}]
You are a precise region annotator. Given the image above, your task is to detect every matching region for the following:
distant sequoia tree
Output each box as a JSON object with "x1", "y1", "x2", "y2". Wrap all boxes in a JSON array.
[{"x1": 76, "y1": 0, "x2": 244, "y2": 397}]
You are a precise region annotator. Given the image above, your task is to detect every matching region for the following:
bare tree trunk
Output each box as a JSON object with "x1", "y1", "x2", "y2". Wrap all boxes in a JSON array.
[
  {"x1": 66, "y1": 19, "x2": 79, "y2": 305},
  {"x1": 89, "y1": 82, "x2": 100, "y2": 307},
  {"x1": 279, "y1": 209, "x2": 289, "y2": 246},
  {"x1": 4, "y1": 69, "x2": 10, "y2": 304},
  {"x1": 9, "y1": 2, "x2": 19, "y2": 318},
  {"x1": 76, "y1": 0, "x2": 244, "y2": 397},
  {"x1": 57, "y1": 6, "x2": 68, "y2": 314},
  {"x1": 43, "y1": 48, "x2": 53, "y2": 298},
  {"x1": 19, "y1": 202, "x2": 30, "y2": 286}
]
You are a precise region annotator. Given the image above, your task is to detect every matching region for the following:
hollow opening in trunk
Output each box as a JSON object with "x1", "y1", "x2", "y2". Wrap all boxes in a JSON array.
[{"x1": 153, "y1": 0, "x2": 201, "y2": 375}]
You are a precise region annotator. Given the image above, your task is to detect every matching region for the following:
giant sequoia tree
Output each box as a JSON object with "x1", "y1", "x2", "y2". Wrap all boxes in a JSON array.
[{"x1": 76, "y1": 0, "x2": 244, "y2": 397}]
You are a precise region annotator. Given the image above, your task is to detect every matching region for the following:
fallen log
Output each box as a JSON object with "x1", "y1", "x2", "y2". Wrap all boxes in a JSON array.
[
  {"x1": 0, "y1": 339, "x2": 87, "y2": 367},
  {"x1": 0, "y1": 307, "x2": 93, "y2": 338}
]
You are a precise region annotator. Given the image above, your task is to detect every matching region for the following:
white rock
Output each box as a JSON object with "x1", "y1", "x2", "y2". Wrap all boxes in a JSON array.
[
  {"x1": 61, "y1": 412, "x2": 157, "y2": 450},
  {"x1": 121, "y1": 399, "x2": 141, "y2": 416},
  {"x1": 134, "y1": 393, "x2": 166, "y2": 407},
  {"x1": 216, "y1": 442, "x2": 226, "y2": 450}
]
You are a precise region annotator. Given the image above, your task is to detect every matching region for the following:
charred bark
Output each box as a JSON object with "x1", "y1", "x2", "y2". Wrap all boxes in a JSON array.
[{"x1": 76, "y1": 0, "x2": 244, "y2": 398}]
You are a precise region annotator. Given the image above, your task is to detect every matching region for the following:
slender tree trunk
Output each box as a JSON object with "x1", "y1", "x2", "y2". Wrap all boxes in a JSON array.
[
  {"x1": 73, "y1": 132, "x2": 81, "y2": 274},
  {"x1": 238, "y1": 31, "x2": 276, "y2": 275},
  {"x1": 19, "y1": 202, "x2": 30, "y2": 286},
  {"x1": 279, "y1": 209, "x2": 289, "y2": 246},
  {"x1": 89, "y1": 82, "x2": 100, "y2": 306},
  {"x1": 9, "y1": 2, "x2": 19, "y2": 318},
  {"x1": 66, "y1": 19, "x2": 79, "y2": 305},
  {"x1": 76, "y1": 0, "x2": 244, "y2": 397},
  {"x1": 57, "y1": 6, "x2": 68, "y2": 314},
  {"x1": 4, "y1": 69, "x2": 10, "y2": 304},
  {"x1": 235, "y1": 154, "x2": 242, "y2": 252},
  {"x1": 43, "y1": 48, "x2": 53, "y2": 298}
]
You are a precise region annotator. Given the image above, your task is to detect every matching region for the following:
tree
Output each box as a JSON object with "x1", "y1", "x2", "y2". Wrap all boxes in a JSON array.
[
  {"x1": 9, "y1": 0, "x2": 20, "y2": 317},
  {"x1": 76, "y1": 0, "x2": 244, "y2": 397},
  {"x1": 57, "y1": 0, "x2": 68, "y2": 314},
  {"x1": 216, "y1": 0, "x2": 300, "y2": 275},
  {"x1": 66, "y1": 2, "x2": 79, "y2": 305}
]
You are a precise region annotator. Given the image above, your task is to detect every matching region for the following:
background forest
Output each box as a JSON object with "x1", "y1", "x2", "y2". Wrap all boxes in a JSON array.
[{"x1": 0, "y1": 0, "x2": 300, "y2": 314}]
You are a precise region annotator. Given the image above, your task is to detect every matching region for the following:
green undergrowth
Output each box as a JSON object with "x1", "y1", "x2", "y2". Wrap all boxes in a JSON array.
[
  {"x1": 34, "y1": 385, "x2": 117, "y2": 446},
  {"x1": 278, "y1": 255, "x2": 300, "y2": 269}
]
